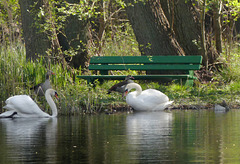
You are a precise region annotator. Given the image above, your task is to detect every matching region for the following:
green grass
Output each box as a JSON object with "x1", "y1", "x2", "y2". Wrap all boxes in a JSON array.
[
  {"x1": 0, "y1": 44, "x2": 134, "y2": 115},
  {"x1": 1, "y1": 43, "x2": 240, "y2": 115}
]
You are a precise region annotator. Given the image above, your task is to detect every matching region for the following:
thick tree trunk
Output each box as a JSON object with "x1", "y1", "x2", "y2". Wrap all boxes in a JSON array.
[
  {"x1": 171, "y1": 0, "x2": 201, "y2": 55},
  {"x1": 124, "y1": 0, "x2": 209, "y2": 65},
  {"x1": 19, "y1": 0, "x2": 88, "y2": 68},
  {"x1": 63, "y1": 14, "x2": 89, "y2": 68},
  {"x1": 124, "y1": 0, "x2": 185, "y2": 56},
  {"x1": 64, "y1": 0, "x2": 89, "y2": 68},
  {"x1": 19, "y1": 0, "x2": 50, "y2": 60}
]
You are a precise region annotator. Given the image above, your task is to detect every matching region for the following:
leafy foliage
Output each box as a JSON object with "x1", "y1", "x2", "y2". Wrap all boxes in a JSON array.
[
  {"x1": 1, "y1": 0, "x2": 240, "y2": 114},
  {"x1": 0, "y1": 0, "x2": 21, "y2": 45}
]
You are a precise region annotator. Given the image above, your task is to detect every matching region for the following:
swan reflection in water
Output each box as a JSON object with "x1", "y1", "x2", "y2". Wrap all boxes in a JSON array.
[
  {"x1": 0, "y1": 118, "x2": 57, "y2": 163},
  {"x1": 126, "y1": 111, "x2": 173, "y2": 162}
]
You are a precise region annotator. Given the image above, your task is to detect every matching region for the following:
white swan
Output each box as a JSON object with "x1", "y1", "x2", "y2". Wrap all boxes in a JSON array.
[
  {"x1": 124, "y1": 83, "x2": 173, "y2": 111},
  {"x1": 0, "y1": 89, "x2": 58, "y2": 118}
]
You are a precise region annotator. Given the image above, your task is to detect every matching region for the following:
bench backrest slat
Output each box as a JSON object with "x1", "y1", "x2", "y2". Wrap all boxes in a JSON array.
[
  {"x1": 89, "y1": 64, "x2": 201, "y2": 71},
  {"x1": 90, "y1": 56, "x2": 202, "y2": 64}
]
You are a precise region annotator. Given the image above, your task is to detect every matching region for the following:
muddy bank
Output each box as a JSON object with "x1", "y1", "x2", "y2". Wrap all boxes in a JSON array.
[{"x1": 106, "y1": 102, "x2": 240, "y2": 114}]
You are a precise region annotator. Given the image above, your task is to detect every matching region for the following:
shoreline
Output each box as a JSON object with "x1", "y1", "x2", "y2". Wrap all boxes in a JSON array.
[{"x1": 104, "y1": 102, "x2": 240, "y2": 114}]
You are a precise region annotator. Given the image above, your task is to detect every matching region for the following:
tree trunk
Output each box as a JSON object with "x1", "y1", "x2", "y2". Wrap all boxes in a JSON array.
[
  {"x1": 212, "y1": 1, "x2": 222, "y2": 54},
  {"x1": 19, "y1": 0, "x2": 50, "y2": 60},
  {"x1": 19, "y1": 0, "x2": 88, "y2": 69},
  {"x1": 170, "y1": 0, "x2": 201, "y2": 55},
  {"x1": 63, "y1": 0, "x2": 89, "y2": 69},
  {"x1": 124, "y1": 0, "x2": 212, "y2": 67},
  {"x1": 200, "y1": 0, "x2": 208, "y2": 68},
  {"x1": 63, "y1": 14, "x2": 89, "y2": 68},
  {"x1": 124, "y1": 0, "x2": 185, "y2": 56}
]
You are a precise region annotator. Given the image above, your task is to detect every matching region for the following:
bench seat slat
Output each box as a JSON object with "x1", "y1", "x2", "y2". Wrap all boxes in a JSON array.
[
  {"x1": 89, "y1": 64, "x2": 201, "y2": 71},
  {"x1": 77, "y1": 75, "x2": 197, "y2": 80},
  {"x1": 90, "y1": 56, "x2": 202, "y2": 64},
  {"x1": 77, "y1": 55, "x2": 202, "y2": 86}
]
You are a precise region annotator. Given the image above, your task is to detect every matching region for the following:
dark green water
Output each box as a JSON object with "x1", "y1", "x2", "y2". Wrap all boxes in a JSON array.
[{"x1": 0, "y1": 110, "x2": 240, "y2": 163}]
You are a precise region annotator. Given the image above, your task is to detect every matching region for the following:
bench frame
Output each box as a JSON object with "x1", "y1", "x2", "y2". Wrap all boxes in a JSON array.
[{"x1": 77, "y1": 56, "x2": 202, "y2": 86}]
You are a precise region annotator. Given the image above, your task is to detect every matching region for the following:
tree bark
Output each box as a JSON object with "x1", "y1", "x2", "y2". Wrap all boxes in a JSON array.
[
  {"x1": 19, "y1": 0, "x2": 50, "y2": 60},
  {"x1": 212, "y1": 1, "x2": 222, "y2": 54},
  {"x1": 19, "y1": 0, "x2": 88, "y2": 68},
  {"x1": 124, "y1": 0, "x2": 185, "y2": 56},
  {"x1": 64, "y1": 0, "x2": 89, "y2": 68},
  {"x1": 200, "y1": 0, "x2": 208, "y2": 68},
  {"x1": 63, "y1": 14, "x2": 88, "y2": 68},
  {"x1": 124, "y1": 0, "x2": 208, "y2": 65},
  {"x1": 171, "y1": 0, "x2": 201, "y2": 55}
]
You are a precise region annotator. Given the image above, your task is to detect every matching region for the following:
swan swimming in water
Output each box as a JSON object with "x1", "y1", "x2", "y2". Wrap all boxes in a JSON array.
[
  {"x1": 124, "y1": 83, "x2": 173, "y2": 111},
  {"x1": 0, "y1": 89, "x2": 59, "y2": 118}
]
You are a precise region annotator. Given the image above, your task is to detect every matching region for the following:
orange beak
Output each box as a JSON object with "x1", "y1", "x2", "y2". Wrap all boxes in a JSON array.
[
  {"x1": 55, "y1": 92, "x2": 59, "y2": 100},
  {"x1": 124, "y1": 90, "x2": 128, "y2": 97}
]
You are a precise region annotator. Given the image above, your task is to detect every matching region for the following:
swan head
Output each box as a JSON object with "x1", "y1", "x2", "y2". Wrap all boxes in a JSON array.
[
  {"x1": 124, "y1": 89, "x2": 129, "y2": 97},
  {"x1": 124, "y1": 83, "x2": 142, "y2": 97},
  {"x1": 46, "y1": 89, "x2": 59, "y2": 100},
  {"x1": 53, "y1": 91, "x2": 59, "y2": 100}
]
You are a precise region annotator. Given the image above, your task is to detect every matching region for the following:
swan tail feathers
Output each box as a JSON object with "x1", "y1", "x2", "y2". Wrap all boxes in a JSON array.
[
  {"x1": 164, "y1": 101, "x2": 174, "y2": 109},
  {"x1": 0, "y1": 111, "x2": 17, "y2": 118},
  {"x1": 152, "y1": 101, "x2": 174, "y2": 111}
]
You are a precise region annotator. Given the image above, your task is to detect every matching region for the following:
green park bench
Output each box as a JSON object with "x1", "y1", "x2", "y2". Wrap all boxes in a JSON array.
[{"x1": 77, "y1": 55, "x2": 202, "y2": 86}]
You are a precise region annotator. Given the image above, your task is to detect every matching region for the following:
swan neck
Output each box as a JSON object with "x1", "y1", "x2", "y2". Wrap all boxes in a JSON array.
[
  {"x1": 45, "y1": 91, "x2": 57, "y2": 117},
  {"x1": 133, "y1": 83, "x2": 142, "y2": 96}
]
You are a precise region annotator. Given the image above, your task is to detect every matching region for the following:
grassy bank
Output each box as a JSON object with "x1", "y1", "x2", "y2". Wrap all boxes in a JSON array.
[
  {"x1": 0, "y1": 43, "x2": 131, "y2": 115},
  {"x1": 1, "y1": 44, "x2": 240, "y2": 115}
]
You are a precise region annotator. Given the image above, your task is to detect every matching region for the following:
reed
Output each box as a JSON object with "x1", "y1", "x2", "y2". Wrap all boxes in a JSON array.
[
  {"x1": 1, "y1": 43, "x2": 240, "y2": 114},
  {"x1": 0, "y1": 43, "x2": 118, "y2": 115}
]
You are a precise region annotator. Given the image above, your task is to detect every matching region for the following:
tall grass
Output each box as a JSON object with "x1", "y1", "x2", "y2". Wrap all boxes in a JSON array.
[
  {"x1": 215, "y1": 48, "x2": 240, "y2": 83},
  {"x1": 0, "y1": 43, "x2": 126, "y2": 115},
  {"x1": 1, "y1": 43, "x2": 240, "y2": 115}
]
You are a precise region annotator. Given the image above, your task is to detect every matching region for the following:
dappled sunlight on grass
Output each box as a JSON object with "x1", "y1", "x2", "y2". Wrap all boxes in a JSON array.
[{"x1": 1, "y1": 43, "x2": 240, "y2": 115}]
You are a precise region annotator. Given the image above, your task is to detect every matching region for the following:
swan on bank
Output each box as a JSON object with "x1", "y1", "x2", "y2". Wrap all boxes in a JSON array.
[{"x1": 124, "y1": 83, "x2": 173, "y2": 111}]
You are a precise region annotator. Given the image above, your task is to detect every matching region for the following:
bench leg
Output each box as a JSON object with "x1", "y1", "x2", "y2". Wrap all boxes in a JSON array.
[
  {"x1": 184, "y1": 79, "x2": 194, "y2": 87},
  {"x1": 86, "y1": 78, "x2": 95, "y2": 86},
  {"x1": 86, "y1": 78, "x2": 102, "y2": 88},
  {"x1": 175, "y1": 78, "x2": 194, "y2": 87}
]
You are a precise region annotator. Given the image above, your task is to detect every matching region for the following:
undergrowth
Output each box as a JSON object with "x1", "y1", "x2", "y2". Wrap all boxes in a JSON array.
[{"x1": 1, "y1": 43, "x2": 240, "y2": 115}]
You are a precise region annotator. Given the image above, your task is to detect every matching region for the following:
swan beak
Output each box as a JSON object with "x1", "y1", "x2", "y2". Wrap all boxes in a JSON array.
[
  {"x1": 124, "y1": 90, "x2": 128, "y2": 97},
  {"x1": 55, "y1": 92, "x2": 59, "y2": 100}
]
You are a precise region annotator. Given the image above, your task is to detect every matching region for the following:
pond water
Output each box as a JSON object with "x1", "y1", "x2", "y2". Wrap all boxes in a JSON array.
[{"x1": 0, "y1": 110, "x2": 240, "y2": 163}]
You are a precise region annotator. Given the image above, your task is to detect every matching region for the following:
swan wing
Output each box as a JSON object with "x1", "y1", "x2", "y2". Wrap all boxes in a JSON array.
[
  {"x1": 4, "y1": 95, "x2": 49, "y2": 117},
  {"x1": 140, "y1": 89, "x2": 169, "y2": 103},
  {"x1": 0, "y1": 111, "x2": 17, "y2": 118},
  {"x1": 152, "y1": 101, "x2": 174, "y2": 111},
  {"x1": 126, "y1": 91, "x2": 150, "y2": 110},
  {"x1": 126, "y1": 89, "x2": 171, "y2": 111}
]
